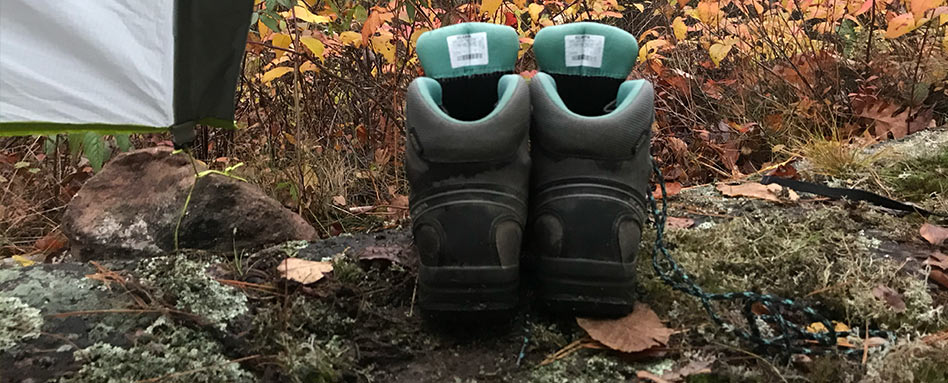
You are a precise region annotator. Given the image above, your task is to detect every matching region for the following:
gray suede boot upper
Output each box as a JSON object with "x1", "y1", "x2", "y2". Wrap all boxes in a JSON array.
[{"x1": 405, "y1": 23, "x2": 530, "y2": 313}]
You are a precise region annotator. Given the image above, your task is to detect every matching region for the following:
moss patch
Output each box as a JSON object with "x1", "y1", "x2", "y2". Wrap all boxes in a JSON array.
[
  {"x1": 865, "y1": 339, "x2": 948, "y2": 383},
  {"x1": 883, "y1": 146, "x2": 948, "y2": 201},
  {"x1": 638, "y1": 205, "x2": 944, "y2": 332}
]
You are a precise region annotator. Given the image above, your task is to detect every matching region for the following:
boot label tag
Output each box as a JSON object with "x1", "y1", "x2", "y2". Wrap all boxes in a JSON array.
[
  {"x1": 564, "y1": 34, "x2": 604, "y2": 68},
  {"x1": 446, "y1": 32, "x2": 489, "y2": 68}
]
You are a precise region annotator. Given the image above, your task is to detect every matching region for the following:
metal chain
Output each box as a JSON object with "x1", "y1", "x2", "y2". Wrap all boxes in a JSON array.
[{"x1": 647, "y1": 160, "x2": 895, "y2": 355}]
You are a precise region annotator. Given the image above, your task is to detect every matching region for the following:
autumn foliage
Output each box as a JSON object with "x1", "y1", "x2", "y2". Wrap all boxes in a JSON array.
[{"x1": 1, "y1": 0, "x2": 946, "y2": 252}]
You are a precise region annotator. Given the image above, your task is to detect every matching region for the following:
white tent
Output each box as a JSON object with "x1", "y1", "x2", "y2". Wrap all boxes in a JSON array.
[{"x1": 0, "y1": 0, "x2": 253, "y2": 138}]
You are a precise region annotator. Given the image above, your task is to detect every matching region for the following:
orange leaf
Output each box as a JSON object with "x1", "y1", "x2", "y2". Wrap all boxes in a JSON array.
[
  {"x1": 885, "y1": 13, "x2": 917, "y2": 38},
  {"x1": 361, "y1": 11, "x2": 383, "y2": 44},
  {"x1": 920, "y1": 223, "x2": 948, "y2": 246},
  {"x1": 912, "y1": 0, "x2": 940, "y2": 17},
  {"x1": 577, "y1": 303, "x2": 674, "y2": 353},
  {"x1": 667, "y1": 216, "x2": 695, "y2": 229}
]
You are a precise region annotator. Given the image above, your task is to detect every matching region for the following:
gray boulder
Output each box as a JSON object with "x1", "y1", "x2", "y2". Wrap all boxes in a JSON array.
[{"x1": 63, "y1": 147, "x2": 317, "y2": 260}]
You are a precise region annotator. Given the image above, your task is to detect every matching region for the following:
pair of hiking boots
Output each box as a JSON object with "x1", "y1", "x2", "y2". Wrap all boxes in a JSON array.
[{"x1": 405, "y1": 22, "x2": 653, "y2": 317}]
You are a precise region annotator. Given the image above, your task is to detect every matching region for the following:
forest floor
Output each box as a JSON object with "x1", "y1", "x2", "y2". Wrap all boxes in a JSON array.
[{"x1": 1, "y1": 129, "x2": 947, "y2": 382}]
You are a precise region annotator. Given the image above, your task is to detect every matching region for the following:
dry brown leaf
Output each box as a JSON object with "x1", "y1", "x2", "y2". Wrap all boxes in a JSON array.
[
  {"x1": 925, "y1": 251, "x2": 948, "y2": 270},
  {"x1": 636, "y1": 370, "x2": 674, "y2": 383},
  {"x1": 332, "y1": 195, "x2": 347, "y2": 206},
  {"x1": 920, "y1": 223, "x2": 948, "y2": 246},
  {"x1": 716, "y1": 182, "x2": 798, "y2": 203},
  {"x1": 656, "y1": 358, "x2": 715, "y2": 382},
  {"x1": 864, "y1": 337, "x2": 888, "y2": 348},
  {"x1": 278, "y1": 258, "x2": 333, "y2": 284},
  {"x1": 652, "y1": 181, "x2": 683, "y2": 199},
  {"x1": 931, "y1": 269, "x2": 948, "y2": 290},
  {"x1": 666, "y1": 216, "x2": 695, "y2": 229},
  {"x1": 871, "y1": 285, "x2": 906, "y2": 313},
  {"x1": 577, "y1": 303, "x2": 674, "y2": 353}
]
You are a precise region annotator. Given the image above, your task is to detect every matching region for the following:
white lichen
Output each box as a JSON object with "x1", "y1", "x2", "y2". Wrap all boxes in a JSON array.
[
  {"x1": 0, "y1": 296, "x2": 43, "y2": 352},
  {"x1": 136, "y1": 256, "x2": 248, "y2": 329}
]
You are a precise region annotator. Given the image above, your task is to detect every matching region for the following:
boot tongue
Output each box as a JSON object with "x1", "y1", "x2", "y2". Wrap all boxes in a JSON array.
[
  {"x1": 415, "y1": 22, "x2": 519, "y2": 80},
  {"x1": 533, "y1": 22, "x2": 638, "y2": 79}
]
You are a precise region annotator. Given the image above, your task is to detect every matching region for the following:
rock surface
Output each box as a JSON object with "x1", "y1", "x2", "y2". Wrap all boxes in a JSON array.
[{"x1": 63, "y1": 147, "x2": 317, "y2": 260}]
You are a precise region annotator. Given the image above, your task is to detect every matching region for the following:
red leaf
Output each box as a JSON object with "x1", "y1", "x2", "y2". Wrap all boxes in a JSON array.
[{"x1": 504, "y1": 12, "x2": 517, "y2": 26}]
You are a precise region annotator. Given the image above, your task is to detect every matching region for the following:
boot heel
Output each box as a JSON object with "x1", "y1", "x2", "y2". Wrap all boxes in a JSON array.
[
  {"x1": 536, "y1": 257, "x2": 637, "y2": 317},
  {"x1": 418, "y1": 264, "x2": 519, "y2": 312}
]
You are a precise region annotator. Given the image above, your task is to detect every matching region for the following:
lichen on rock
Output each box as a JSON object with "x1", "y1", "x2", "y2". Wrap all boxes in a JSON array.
[
  {"x1": 61, "y1": 317, "x2": 253, "y2": 383},
  {"x1": 136, "y1": 255, "x2": 248, "y2": 328},
  {"x1": 0, "y1": 296, "x2": 43, "y2": 352}
]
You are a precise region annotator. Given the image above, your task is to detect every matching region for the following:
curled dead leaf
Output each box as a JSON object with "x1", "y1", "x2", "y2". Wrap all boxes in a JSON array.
[
  {"x1": 930, "y1": 269, "x2": 948, "y2": 290},
  {"x1": 920, "y1": 223, "x2": 948, "y2": 246},
  {"x1": 666, "y1": 216, "x2": 695, "y2": 229},
  {"x1": 871, "y1": 285, "x2": 906, "y2": 313},
  {"x1": 577, "y1": 303, "x2": 674, "y2": 353},
  {"x1": 278, "y1": 258, "x2": 333, "y2": 284},
  {"x1": 925, "y1": 251, "x2": 948, "y2": 270},
  {"x1": 652, "y1": 181, "x2": 683, "y2": 199},
  {"x1": 716, "y1": 182, "x2": 798, "y2": 203}
]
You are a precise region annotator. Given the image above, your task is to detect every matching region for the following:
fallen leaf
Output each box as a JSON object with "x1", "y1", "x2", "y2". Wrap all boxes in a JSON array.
[
  {"x1": 666, "y1": 216, "x2": 695, "y2": 229},
  {"x1": 359, "y1": 245, "x2": 409, "y2": 266},
  {"x1": 807, "y1": 321, "x2": 851, "y2": 334},
  {"x1": 652, "y1": 181, "x2": 683, "y2": 199},
  {"x1": 11, "y1": 255, "x2": 35, "y2": 267},
  {"x1": 278, "y1": 258, "x2": 333, "y2": 284},
  {"x1": 864, "y1": 337, "x2": 888, "y2": 347},
  {"x1": 767, "y1": 164, "x2": 799, "y2": 179},
  {"x1": 577, "y1": 303, "x2": 674, "y2": 353},
  {"x1": 716, "y1": 182, "x2": 798, "y2": 203},
  {"x1": 926, "y1": 251, "x2": 948, "y2": 269},
  {"x1": 332, "y1": 195, "x2": 347, "y2": 206},
  {"x1": 931, "y1": 269, "x2": 948, "y2": 290},
  {"x1": 636, "y1": 370, "x2": 673, "y2": 383},
  {"x1": 657, "y1": 358, "x2": 715, "y2": 382},
  {"x1": 871, "y1": 285, "x2": 906, "y2": 312},
  {"x1": 920, "y1": 223, "x2": 948, "y2": 246},
  {"x1": 34, "y1": 231, "x2": 67, "y2": 254}
]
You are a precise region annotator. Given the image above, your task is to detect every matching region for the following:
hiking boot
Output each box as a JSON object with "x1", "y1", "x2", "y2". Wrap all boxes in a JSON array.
[
  {"x1": 406, "y1": 23, "x2": 530, "y2": 313},
  {"x1": 527, "y1": 23, "x2": 653, "y2": 316}
]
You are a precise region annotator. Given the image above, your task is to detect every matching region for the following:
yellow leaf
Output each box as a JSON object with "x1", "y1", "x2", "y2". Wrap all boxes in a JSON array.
[
  {"x1": 637, "y1": 39, "x2": 669, "y2": 63},
  {"x1": 633, "y1": 3, "x2": 645, "y2": 12},
  {"x1": 294, "y1": 6, "x2": 331, "y2": 23},
  {"x1": 262, "y1": 67, "x2": 293, "y2": 84},
  {"x1": 300, "y1": 61, "x2": 319, "y2": 72},
  {"x1": 410, "y1": 28, "x2": 429, "y2": 48},
  {"x1": 528, "y1": 3, "x2": 544, "y2": 21},
  {"x1": 340, "y1": 31, "x2": 363, "y2": 47},
  {"x1": 300, "y1": 0, "x2": 317, "y2": 6},
  {"x1": 708, "y1": 42, "x2": 732, "y2": 66},
  {"x1": 513, "y1": 0, "x2": 527, "y2": 7},
  {"x1": 258, "y1": 20, "x2": 270, "y2": 39},
  {"x1": 271, "y1": 33, "x2": 292, "y2": 59},
  {"x1": 300, "y1": 36, "x2": 325, "y2": 58},
  {"x1": 371, "y1": 35, "x2": 397, "y2": 64},
  {"x1": 12, "y1": 255, "x2": 35, "y2": 267},
  {"x1": 696, "y1": 1, "x2": 721, "y2": 26},
  {"x1": 481, "y1": 0, "x2": 503, "y2": 15},
  {"x1": 672, "y1": 16, "x2": 687, "y2": 41}
]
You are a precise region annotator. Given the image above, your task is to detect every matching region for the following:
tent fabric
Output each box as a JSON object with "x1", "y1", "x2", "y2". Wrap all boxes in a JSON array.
[{"x1": 0, "y1": 0, "x2": 253, "y2": 136}]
